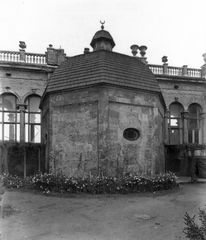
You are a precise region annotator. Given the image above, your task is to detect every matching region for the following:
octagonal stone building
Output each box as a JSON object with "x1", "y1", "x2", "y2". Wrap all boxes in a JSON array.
[{"x1": 40, "y1": 27, "x2": 166, "y2": 177}]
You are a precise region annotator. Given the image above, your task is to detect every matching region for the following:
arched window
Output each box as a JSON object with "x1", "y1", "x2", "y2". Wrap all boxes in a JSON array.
[
  {"x1": 0, "y1": 94, "x2": 20, "y2": 141},
  {"x1": 188, "y1": 103, "x2": 202, "y2": 144},
  {"x1": 168, "y1": 102, "x2": 184, "y2": 144},
  {"x1": 25, "y1": 95, "x2": 41, "y2": 143}
]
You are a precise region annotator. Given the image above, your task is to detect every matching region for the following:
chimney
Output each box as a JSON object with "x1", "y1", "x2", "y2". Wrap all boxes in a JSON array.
[
  {"x1": 46, "y1": 44, "x2": 67, "y2": 65},
  {"x1": 84, "y1": 48, "x2": 90, "y2": 54}
]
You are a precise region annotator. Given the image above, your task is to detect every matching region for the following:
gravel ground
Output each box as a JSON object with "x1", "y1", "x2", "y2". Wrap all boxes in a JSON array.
[{"x1": 0, "y1": 183, "x2": 206, "y2": 240}]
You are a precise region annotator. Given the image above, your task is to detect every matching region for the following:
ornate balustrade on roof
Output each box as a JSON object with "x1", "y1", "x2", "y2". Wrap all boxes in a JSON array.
[
  {"x1": 148, "y1": 64, "x2": 203, "y2": 78},
  {"x1": 0, "y1": 50, "x2": 20, "y2": 62},
  {"x1": 0, "y1": 50, "x2": 46, "y2": 65},
  {"x1": 0, "y1": 49, "x2": 204, "y2": 78}
]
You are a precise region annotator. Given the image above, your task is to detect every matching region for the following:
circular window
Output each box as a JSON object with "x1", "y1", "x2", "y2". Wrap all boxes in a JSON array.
[{"x1": 123, "y1": 128, "x2": 140, "y2": 141}]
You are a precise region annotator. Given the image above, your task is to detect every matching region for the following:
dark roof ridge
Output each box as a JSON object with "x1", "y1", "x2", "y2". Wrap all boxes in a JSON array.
[{"x1": 64, "y1": 49, "x2": 143, "y2": 63}]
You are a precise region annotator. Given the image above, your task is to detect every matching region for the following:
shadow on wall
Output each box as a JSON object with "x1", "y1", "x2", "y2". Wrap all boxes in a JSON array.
[{"x1": 0, "y1": 144, "x2": 45, "y2": 177}]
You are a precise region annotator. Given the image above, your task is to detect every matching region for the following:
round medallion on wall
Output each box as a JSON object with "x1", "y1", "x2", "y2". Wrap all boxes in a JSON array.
[{"x1": 123, "y1": 128, "x2": 140, "y2": 141}]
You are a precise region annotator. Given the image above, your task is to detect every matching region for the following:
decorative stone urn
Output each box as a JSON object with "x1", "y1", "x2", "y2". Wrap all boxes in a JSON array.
[
  {"x1": 130, "y1": 45, "x2": 139, "y2": 57},
  {"x1": 202, "y1": 53, "x2": 206, "y2": 64},
  {"x1": 162, "y1": 56, "x2": 168, "y2": 64},
  {"x1": 19, "y1": 41, "x2": 26, "y2": 50},
  {"x1": 139, "y1": 45, "x2": 147, "y2": 57}
]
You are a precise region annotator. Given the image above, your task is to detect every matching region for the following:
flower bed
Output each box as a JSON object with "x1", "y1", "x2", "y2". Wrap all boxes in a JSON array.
[{"x1": 0, "y1": 172, "x2": 178, "y2": 195}]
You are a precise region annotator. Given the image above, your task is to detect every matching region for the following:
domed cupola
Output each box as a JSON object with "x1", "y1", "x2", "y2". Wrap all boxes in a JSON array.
[{"x1": 90, "y1": 21, "x2": 115, "y2": 51}]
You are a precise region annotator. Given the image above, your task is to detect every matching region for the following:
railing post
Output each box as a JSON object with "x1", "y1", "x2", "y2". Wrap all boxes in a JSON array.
[
  {"x1": 19, "y1": 49, "x2": 26, "y2": 62},
  {"x1": 182, "y1": 65, "x2": 188, "y2": 76},
  {"x1": 162, "y1": 56, "x2": 168, "y2": 74},
  {"x1": 163, "y1": 63, "x2": 168, "y2": 74},
  {"x1": 201, "y1": 53, "x2": 206, "y2": 78},
  {"x1": 19, "y1": 41, "x2": 26, "y2": 62},
  {"x1": 201, "y1": 66, "x2": 206, "y2": 78}
]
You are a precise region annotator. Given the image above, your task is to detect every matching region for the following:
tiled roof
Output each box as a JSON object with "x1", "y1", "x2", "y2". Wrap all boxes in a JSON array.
[{"x1": 45, "y1": 50, "x2": 161, "y2": 94}]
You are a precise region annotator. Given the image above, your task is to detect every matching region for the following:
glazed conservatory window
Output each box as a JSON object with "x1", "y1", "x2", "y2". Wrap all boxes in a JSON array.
[
  {"x1": 168, "y1": 103, "x2": 183, "y2": 144},
  {"x1": 0, "y1": 94, "x2": 20, "y2": 141},
  {"x1": 188, "y1": 104, "x2": 202, "y2": 144},
  {"x1": 25, "y1": 96, "x2": 41, "y2": 143}
]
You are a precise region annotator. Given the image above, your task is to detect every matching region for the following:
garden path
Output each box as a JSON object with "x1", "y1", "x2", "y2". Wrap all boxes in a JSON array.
[{"x1": 1, "y1": 183, "x2": 206, "y2": 240}]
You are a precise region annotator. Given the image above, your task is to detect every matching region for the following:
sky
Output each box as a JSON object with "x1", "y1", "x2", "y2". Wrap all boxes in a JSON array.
[{"x1": 1, "y1": 0, "x2": 206, "y2": 68}]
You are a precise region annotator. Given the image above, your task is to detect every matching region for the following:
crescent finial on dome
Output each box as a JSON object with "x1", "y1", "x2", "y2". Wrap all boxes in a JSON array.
[{"x1": 100, "y1": 20, "x2": 105, "y2": 30}]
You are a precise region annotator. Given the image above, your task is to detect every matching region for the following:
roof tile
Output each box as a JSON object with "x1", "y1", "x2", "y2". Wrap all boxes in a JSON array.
[{"x1": 45, "y1": 50, "x2": 161, "y2": 94}]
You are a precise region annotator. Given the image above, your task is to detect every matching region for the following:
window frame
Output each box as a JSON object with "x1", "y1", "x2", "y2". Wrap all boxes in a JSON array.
[
  {"x1": 188, "y1": 103, "x2": 202, "y2": 144},
  {"x1": 168, "y1": 102, "x2": 184, "y2": 144},
  {"x1": 123, "y1": 128, "x2": 140, "y2": 141},
  {"x1": 0, "y1": 93, "x2": 20, "y2": 142},
  {"x1": 24, "y1": 95, "x2": 41, "y2": 143}
]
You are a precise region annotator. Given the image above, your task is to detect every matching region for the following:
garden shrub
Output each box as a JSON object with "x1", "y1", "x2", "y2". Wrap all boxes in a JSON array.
[
  {"x1": 0, "y1": 172, "x2": 178, "y2": 195},
  {"x1": 183, "y1": 209, "x2": 206, "y2": 240}
]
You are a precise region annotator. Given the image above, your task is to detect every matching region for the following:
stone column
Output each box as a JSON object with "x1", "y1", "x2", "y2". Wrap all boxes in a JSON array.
[
  {"x1": 180, "y1": 111, "x2": 189, "y2": 175},
  {"x1": 164, "y1": 109, "x2": 170, "y2": 144},
  {"x1": 17, "y1": 104, "x2": 27, "y2": 143},
  {"x1": 200, "y1": 112, "x2": 206, "y2": 145},
  {"x1": 182, "y1": 111, "x2": 189, "y2": 144}
]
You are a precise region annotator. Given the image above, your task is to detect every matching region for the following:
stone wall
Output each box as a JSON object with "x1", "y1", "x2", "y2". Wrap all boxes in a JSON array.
[{"x1": 43, "y1": 86, "x2": 165, "y2": 177}]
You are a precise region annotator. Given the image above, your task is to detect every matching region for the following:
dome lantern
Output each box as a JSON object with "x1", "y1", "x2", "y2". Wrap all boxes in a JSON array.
[{"x1": 90, "y1": 21, "x2": 115, "y2": 51}]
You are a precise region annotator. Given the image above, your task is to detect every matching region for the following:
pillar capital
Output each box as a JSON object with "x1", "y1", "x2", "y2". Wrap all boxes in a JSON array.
[
  {"x1": 181, "y1": 111, "x2": 189, "y2": 119},
  {"x1": 17, "y1": 104, "x2": 27, "y2": 112}
]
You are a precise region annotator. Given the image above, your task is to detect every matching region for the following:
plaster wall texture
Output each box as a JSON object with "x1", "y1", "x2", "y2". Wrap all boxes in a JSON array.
[
  {"x1": 0, "y1": 65, "x2": 53, "y2": 102},
  {"x1": 159, "y1": 82, "x2": 206, "y2": 110},
  {"x1": 43, "y1": 86, "x2": 165, "y2": 177}
]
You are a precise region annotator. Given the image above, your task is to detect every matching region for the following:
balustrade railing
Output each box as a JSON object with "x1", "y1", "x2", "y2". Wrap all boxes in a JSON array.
[
  {"x1": 0, "y1": 50, "x2": 46, "y2": 65},
  {"x1": 148, "y1": 65, "x2": 163, "y2": 74},
  {"x1": 148, "y1": 64, "x2": 203, "y2": 78},
  {"x1": 25, "y1": 53, "x2": 46, "y2": 64},
  {"x1": 167, "y1": 66, "x2": 182, "y2": 76},
  {"x1": 0, "y1": 51, "x2": 20, "y2": 62},
  {"x1": 0, "y1": 50, "x2": 204, "y2": 77},
  {"x1": 187, "y1": 68, "x2": 202, "y2": 78}
]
